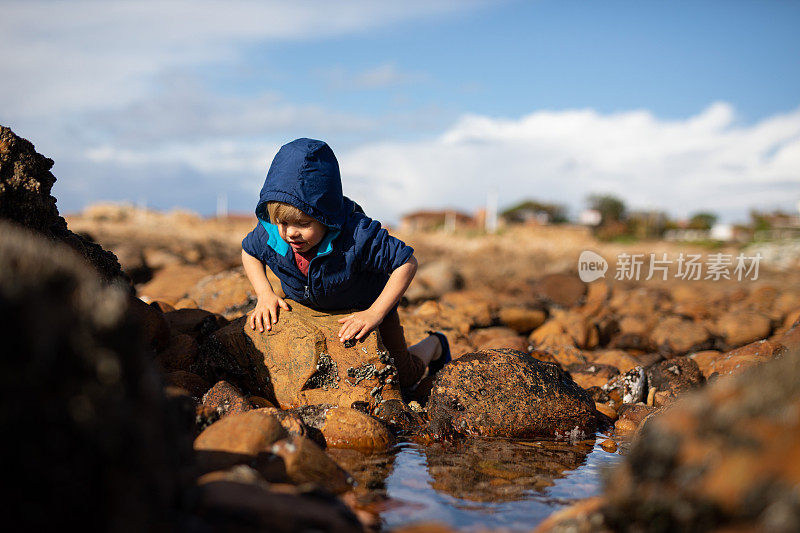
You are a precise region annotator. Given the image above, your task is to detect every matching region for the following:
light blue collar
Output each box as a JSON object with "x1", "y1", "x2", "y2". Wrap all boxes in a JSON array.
[{"x1": 259, "y1": 220, "x2": 339, "y2": 258}]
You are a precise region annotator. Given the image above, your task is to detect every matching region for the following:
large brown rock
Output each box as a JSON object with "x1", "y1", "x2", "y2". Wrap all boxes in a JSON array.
[
  {"x1": 0, "y1": 222, "x2": 190, "y2": 530},
  {"x1": 426, "y1": 349, "x2": 597, "y2": 439},
  {"x1": 197, "y1": 302, "x2": 402, "y2": 410},
  {"x1": 645, "y1": 357, "x2": 704, "y2": 396},
  {"x1": 497, "y1": 306, "x2": 546, "y2": 334},
  {"x1": 0, "y1": 126, "x2": 123, "y2": 282},
  {"x1": 597, "y1": 348, "x2": 800, "y2": 532},
  {"x1": 139, "y1": 264, "x2": 210, "y2": 304},
  {"x1": 405, "y1": 260, "x2": 463, "y2": 302}
]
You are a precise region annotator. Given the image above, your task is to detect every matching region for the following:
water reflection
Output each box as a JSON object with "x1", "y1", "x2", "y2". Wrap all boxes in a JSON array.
[{"x1": 329, "y1": 434, "x2": 623, "y2": 532}]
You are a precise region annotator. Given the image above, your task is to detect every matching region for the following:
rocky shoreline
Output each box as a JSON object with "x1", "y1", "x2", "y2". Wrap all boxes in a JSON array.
[{"x1": 3, "y1": 125, "x2": 799, "y2": 531}]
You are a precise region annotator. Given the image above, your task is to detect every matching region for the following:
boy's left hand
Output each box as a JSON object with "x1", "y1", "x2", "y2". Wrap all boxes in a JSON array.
[{"x1": 337, "y1": 309, "x2": 383, "y2": 343}]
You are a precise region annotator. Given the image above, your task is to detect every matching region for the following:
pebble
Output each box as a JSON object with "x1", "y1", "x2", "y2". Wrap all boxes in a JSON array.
[{"x1": 600, "y1": 439, "x2": 618, "y2": 453}]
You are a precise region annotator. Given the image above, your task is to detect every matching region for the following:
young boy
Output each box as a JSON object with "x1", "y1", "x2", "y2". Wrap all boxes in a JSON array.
[{"x1": 241, "y1": 138, "x2": 450, "y2": 388}]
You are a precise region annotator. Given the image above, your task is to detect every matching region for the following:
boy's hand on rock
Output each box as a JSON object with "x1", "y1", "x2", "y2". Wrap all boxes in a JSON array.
[
  {"x1": 337, "y1": 309, "x2": 382, "y2": 343},
  {"x1": 250, "y1": 294, "x2": 290, "y2": 332}
]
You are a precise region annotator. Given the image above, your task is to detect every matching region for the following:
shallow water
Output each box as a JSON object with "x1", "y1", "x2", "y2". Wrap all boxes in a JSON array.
[{"x1": 329, "y1": 432, "x2": 624, "y2": 531}]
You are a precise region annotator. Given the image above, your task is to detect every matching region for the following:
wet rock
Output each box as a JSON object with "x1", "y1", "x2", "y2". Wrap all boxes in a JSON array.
[
  {"x1": 497, "y1": 306, "x2": 546, "y2": 334},
  {"x1": 533, "y1": 272, "x2": 586, "y2": 308},
  {"x1": 614, "y1": 404, "x2": 658, "y2": 434},
  {"x1": 651, "y1": 316, "x2": 713, "y2": 356},
  {"x1": 193, "y1": 409, "x2": 288, "y2": 478},
  {"x1": 196, "y1": 303, "x2": 402, "y2": 409},
  {"x1": 372, "y1": 398, "x2": 425, "y2": 434},
  {"x1": 202, "y1": 381, "x2": 252, "y2": 418},
  {"x1": 595, "y1": 402, "x2": 618, "y2": 421},
  {"x1": 603, "y1": 366, "x2": 647, "y2": 404},
  {"x1": 688, "y1": 350, "x2": 722, "y2": 378},
  {"x1": 600, "y1": 439, "x2": 618, "y2": 453},
  {"x1": 567, "y1": 363, "x2": 620, "y2": 390},
  {"x1": 646, "y1": 357, "x2": 704, "y2": 396},
  {"x1": 0, "y1": 126, "x2": 124, "y2": 282},
  {"x1": 316, "y1": 406, "x2": 395, "y2": 451},
  {"x1": 714, "y1": 309, "x2": 772, "y2": 349},
  {"x1": 600, "y1": 348, "x2": 800, "y2": 533},
  {"x1": 186, "y1": 267, "x2": 256, "y2": 319},
  {"x1": 156, "y1": 333, "x2": 199, "y2": 371},
  {"x1": 427, "y1": 349, "x2": 597, "y2": 439},
  {"x1": 271, "y1": 435, "x2": 353, "y2": 494},
  {"x1": 0, "y1": 222, "x2": 190, "y2": 530}
]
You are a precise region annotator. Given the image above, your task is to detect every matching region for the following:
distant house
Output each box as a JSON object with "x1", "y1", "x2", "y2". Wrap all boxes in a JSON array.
[{"x1": 400, "y1": 210, "x2": 476, "y2": 232}]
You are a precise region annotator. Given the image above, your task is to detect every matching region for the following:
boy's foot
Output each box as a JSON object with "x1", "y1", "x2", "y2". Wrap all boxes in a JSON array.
[{"x1": 426, "y1": 331, "x2": 451, "y2": 376}]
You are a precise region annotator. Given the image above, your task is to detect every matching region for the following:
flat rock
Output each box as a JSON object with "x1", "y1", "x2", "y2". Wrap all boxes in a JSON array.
[
  {"x1": 186, "y1": 267, "x2": 257, "y2": 319},
  {"x1": 567, "y1": 363, "x2": 620, "y2": 390},
  {"x1": 138, "y1": 264, "x2": 210, "y2": 304},
  {"x1": 270, "y1": 435, "x2": 353, "y2": 494},
  {"x1": 427, "y1": 349, "x2": 597, "y2": 439},
  {"x1": 587, "y1": 349, "x2": 640, "y2": 373},
  {"x1": 317, "y1": 406, "x2": 395, "y2": 451},
  {"x1": 703, "y1": 339, "x2": 785, "y2": 377}
]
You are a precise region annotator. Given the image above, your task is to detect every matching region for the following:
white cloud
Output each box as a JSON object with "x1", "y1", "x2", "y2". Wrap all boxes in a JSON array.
[
  {"x1": 338, "y1": 103, "x2": 800, "y2": 223},
  {"x1": 0, "y1": 0, "x2": 489, "y2": 118},
  {"x1": 320, "y1": 63, "x2": 427, "y2": 90}
]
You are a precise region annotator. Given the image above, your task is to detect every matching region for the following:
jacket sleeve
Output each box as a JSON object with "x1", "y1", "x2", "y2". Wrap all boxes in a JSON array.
[
  {"x1": 241, "y1": 222, "x2": 268, "y2": 261},
  {"x1": 355, "y1": 218, "x2": 414, "y2": 274}
]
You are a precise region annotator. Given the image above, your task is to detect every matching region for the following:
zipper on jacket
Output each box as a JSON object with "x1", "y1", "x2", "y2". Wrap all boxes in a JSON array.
[{"x1": 304, "y1": 285, "x2": 310, "y2": 299}]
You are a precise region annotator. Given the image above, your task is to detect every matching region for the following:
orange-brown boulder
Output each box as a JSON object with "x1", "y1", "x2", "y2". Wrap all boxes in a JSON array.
[
  {"x1": 316, "y1": 406, "x2": 395, "y2": 451},
  {"x1": 197, "y1": 301, "x2": 402, "y2": 410},
  {"x1": 165, "y1": 370, "x2": 210, "y2": 398},
  {"x1": 477, "y1": 334, "x2": 529, "y2": 352},
  {"x1": 193, "y1": 409, "x2": 288, "y2": 477}
]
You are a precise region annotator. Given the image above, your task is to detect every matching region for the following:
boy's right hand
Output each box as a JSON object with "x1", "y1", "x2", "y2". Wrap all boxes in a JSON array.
[{"x1": 250, "y1": 294, "x2": 291, "y2": 332}]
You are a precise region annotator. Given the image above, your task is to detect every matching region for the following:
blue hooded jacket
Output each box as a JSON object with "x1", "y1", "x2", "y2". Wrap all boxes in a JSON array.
[{"x1": 241, "y1": 138, "x2": 414, "y2": 311}]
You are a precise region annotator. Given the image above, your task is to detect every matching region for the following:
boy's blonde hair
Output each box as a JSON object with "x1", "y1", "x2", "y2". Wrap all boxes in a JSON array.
[{"x1": 267, "y1": 201, "x2": 316, "y2": 224}]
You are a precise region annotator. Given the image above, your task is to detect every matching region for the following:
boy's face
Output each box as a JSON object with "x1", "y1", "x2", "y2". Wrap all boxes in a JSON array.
[{"x1": 276, "y1": 214, "x2": 327, "y2": 254}]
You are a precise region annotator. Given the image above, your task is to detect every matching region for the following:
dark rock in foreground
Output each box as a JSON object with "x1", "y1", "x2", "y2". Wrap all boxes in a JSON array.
[
  {"x1": 0, "y1": 222, "x2": 191, "y2": 531},
  {"x1": 0, "y1": 125, "x2": 123, "y2": 282},
  {"x1": 426, "y1": 348, "x2": 597, "y2": 439}
]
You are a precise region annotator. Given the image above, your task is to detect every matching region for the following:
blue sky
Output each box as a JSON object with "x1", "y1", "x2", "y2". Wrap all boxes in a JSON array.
[{"x1": 2, "y1": 0, "x2": 799, "y2": 223}]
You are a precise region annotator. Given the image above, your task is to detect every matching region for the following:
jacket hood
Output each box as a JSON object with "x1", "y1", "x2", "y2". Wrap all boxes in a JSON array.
[{"x1": 255, "y1": 138, "x2": 347, "y2": 230}]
